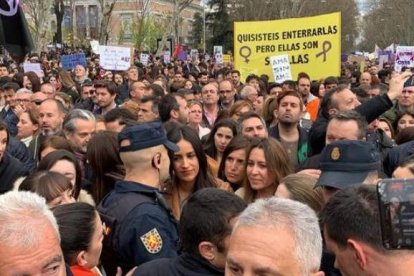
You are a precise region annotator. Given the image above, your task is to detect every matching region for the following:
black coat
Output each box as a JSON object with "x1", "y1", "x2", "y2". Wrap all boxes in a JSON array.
[
  {"x1": 133, "y1": 253, "x2": 224, "y2": 276},
  {"x1": 383, "y1": 140, "x2": 414, "y2": 177},
  {"x1": 0, "y1": 154, "x2": 29, "y2": 194},
  {"x1": 8, "y1": 136, "x2": 35, "y2": 172}
]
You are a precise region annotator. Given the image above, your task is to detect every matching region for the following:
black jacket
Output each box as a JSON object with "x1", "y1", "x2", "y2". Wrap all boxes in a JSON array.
[
  {"x1": 383, "y1": 140, "x2": 414, "y2": 177},
  {"x1": 0, "y1": 154, "x2": 29, "y2": 194},
  {"x1": 269, "y1": 124, "x2": 309, "y2": 166},
  {"x1": 8, "y1": 136, "x2": 35, "y2": 172},
  {"x1": 133, "y1": 253, "x2": 224, "y2": 276},
  {"x1": 308, "y1": 94, "x2": 393, "y2": 156}
]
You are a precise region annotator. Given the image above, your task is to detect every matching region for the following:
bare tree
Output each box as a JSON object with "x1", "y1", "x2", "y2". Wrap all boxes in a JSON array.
[
  {"x1": 24, "y1": 0, "x2": 54, "y2": 52},
  {"x1": 53, "y1": 0, "x2": 65, "y2": 44},
  {"x1": 155, "y1": 0, "x2": 193, "y2": 56},
  {"x1": 360, "y1": 0, "x2": 414, "y2": 50},
  {"x1": 98, "y1": 0, "x2": 116, "y2": 44},
  {"x1": 299, "y1": 0, "x2": 359, "y2": 53}
]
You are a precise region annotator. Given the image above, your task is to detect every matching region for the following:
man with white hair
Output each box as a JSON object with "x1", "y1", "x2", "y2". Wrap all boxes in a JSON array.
[
  {"x1": 63, "y1": 109, "x2": 96, "y2": 154},
  {"x1": 225, "y1": 197, "x2": 323, "y2": 276},
  {"x1": 239, "y1": 85, "x2": 258, "y2": 105},
  {"x1": 0, "y1": 191, "x2": 66, "y2": 275},
  {"x1": 15, "y1": 88, "x2": 33, "y2": 110}
]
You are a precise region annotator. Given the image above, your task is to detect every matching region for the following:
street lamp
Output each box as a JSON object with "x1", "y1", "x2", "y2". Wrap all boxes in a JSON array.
[{"x1": 203, "y1": 2, "x2": 206, "y2": 54}]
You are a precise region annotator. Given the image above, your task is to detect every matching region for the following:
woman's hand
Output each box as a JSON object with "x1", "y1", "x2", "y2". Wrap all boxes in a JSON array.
[
  {"x1": 116, "y1": 266, "x2": 137, "y2": 276},
  {"x1": 215, "y1": 178, "x2": 234, "y2": 193},
  {"x1": 296, "y1": 169, "x2": 321, "y2": 179}
]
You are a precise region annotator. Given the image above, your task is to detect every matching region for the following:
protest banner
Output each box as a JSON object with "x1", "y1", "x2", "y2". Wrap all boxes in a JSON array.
[
  {"x1": 99, "y1": 46, "x2": 132, "y2": 71},
  {"x1": 60, "y1": 53, "x2": 87, "y2": 70},
  {"x1": 140, "y1": 53, "x2": 150, "y2": 66},
  {"x1": 234, "y1": 12, "x2": 341, "y2": 82},
  {"x1": 270, "y1": 54, "x2": 292, "y2": 83},
  {"x1": 23, "y1": 62, "x2": 42, "y2": 77},
  {"x1": 395, "y1": 46, "x2": 414, "y2": 72}
]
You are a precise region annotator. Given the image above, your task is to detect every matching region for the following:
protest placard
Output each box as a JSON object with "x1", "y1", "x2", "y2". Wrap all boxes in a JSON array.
[
  {"x1": 378, "y1": 55, "x2": 389, "y2": 70},
  {"x1": 60, "y1": 53, "x2": 87, "y2": 70},
  {"x1": 190, "y1": 49, "x2": 199, "y2": 61},
  {"x1": 347, "y1": 55, "x2": 365, "y2": 64},
  {"x1": 163, "y1": 52, "x2": 171, "y2": 64},
  {"x1": 23, "y1": 63, "x2": 42, "y2": 77},
  {"x1": 395, "y1": 46, "x2": 414, "y2": 72},
  {"x1": 140, "y1": 53, "x2": 150, "y2": 66},
  {"x1": 222, "y1": 54, "x2": 231, "y2": 64},
  {"x1": 90, "y1": 40, "x2": 100, "y2": 54},
  {"x1": 270, "y1": 54, "x2": 292, "y2": 83},
  {"x1": 214, "y1": 46, "x2": 223, "y2": 64},
  {"x1": 234, "y1": 12, "x2": 341, "y2": 81},
  {"x1": 99, "y1": 46, "x2": 132, "y2": 71}
]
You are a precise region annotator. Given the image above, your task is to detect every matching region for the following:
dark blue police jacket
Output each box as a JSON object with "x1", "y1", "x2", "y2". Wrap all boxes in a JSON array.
[
  {"x1": 99, "y1": 181, "x2": 179, "y2": 272},
  {"x1": 133, "y1": 252, "x2": 224, "y2": 276}
]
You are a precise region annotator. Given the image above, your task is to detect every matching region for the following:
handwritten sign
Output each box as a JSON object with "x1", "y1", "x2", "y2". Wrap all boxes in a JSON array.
[
  {"x1": 60, "y1": 53, "x2": 87, "y2": 70},
  {"x1": 99, "y1": 46, "x2": 132, "y2": 71},
  {"x1": 270, "y1": 54, "x2": 292, "y2": 83},
  {"x1": 23, "y1": 63, "x2": 43, "y2": 77}
]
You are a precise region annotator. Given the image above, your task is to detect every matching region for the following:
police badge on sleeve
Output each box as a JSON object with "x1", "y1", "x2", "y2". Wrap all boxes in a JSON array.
[{"x1": 140, "y1": 228, "x2": 163, "y2": 254}]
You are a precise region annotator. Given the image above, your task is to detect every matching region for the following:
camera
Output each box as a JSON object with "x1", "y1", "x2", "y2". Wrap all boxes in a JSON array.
[{"x1": 378, "y1": 179, "x2": 414, "y2": 249}]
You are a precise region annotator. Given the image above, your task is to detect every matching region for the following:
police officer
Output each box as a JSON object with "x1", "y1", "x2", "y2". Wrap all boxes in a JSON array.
[{"x1": 98, "y1": 121, "x2": 179, "y2": 275}]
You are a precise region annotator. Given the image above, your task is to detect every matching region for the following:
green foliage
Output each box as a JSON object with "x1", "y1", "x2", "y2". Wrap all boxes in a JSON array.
[
  {"x1": 117, "y1": 16, "x2": 166, "y2": 51},
  {"x1": 190, "y1": 12, "x2": 204, "y2": 50},
  {"x1": 206, "y1": 0, "x2": 233, "y2": 52}
]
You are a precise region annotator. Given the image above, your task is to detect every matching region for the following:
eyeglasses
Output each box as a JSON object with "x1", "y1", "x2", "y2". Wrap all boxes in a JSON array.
[{"x1": 16, "y1": 99, "x2": 30, "y2": 103}]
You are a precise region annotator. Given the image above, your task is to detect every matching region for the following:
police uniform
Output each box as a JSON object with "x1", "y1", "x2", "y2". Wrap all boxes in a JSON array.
[
  {"x1": 132, "y1": 253, "x2": 224, "y2": 276},
  {"x1": 97, "y1": 121, "x2": 180, "y2": 275},
  {"x1": 99, "y1": 181, "x2": 179, "y2": 273}
]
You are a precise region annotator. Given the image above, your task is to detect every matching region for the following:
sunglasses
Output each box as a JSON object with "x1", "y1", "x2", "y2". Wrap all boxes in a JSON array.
[{"x1": 31, "y1": 100, "x2": 44, "y2": 105}]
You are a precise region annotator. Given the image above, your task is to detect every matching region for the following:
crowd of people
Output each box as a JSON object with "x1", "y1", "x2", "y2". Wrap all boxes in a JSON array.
[{"x1": 0, "y1": 48, "x2": 414, "y2": 275}]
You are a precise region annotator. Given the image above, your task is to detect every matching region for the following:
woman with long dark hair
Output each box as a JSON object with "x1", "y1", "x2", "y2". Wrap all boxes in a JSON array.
[
  {"x1": 204, "y1": 119, "x2": 238, "y2": 165},
  {"x1": 37, "y1": 149, "x2": 94, "y2": 205},
  {"x1": 165, "y1": 124, "x2": 216, "y2": 220},
  {"x1": 53, "y1": 202, "x2": 103, "y2": 275},
  {"x1": 19, "y1": 171, "x2": 75, "y2": 208},
  {"x1": 86, "y1": 131, "x2": 124, "y2": 204},
  {"x1": 217, "y1": 135, "x2": 251, "y2": 191},
  {"x1": 237, "y1": 138, "x2": 292, "y2": 204}
]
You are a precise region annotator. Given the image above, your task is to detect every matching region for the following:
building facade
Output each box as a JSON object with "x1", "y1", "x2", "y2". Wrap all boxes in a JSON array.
[{"x1": 63, "y1": 0, "x2": 203, "y2": 47}]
